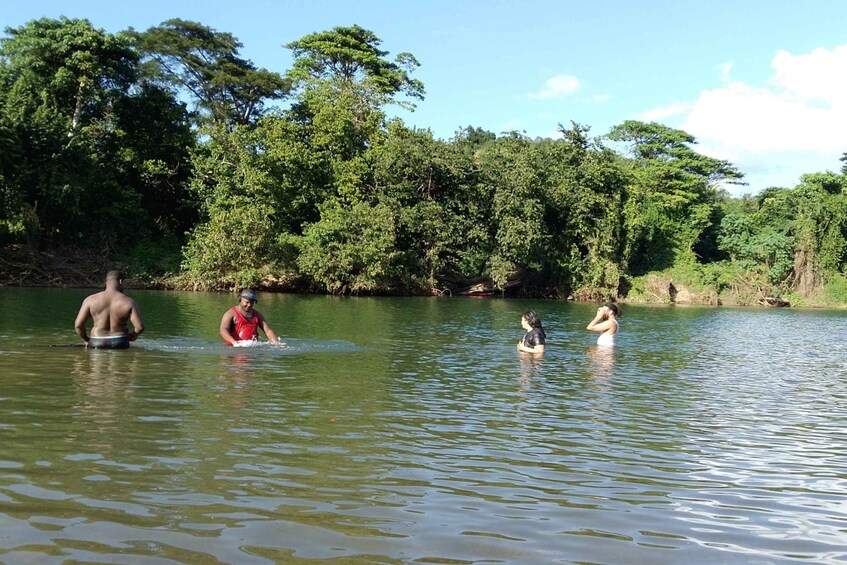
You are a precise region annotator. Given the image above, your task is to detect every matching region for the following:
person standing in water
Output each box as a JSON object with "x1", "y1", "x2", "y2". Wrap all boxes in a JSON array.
[
  {"x1": 517, "y1": 310, "x2": 546, "y2": 354},
  {"x1": 220, "y1": 290, "x2": 280, "y2": 346},
  {"x1": 74, "y1": 270, "x2": 145, "y2": 349},
  {"x1": 587, "y1": 302, "x2": 620, "y2": 346}
]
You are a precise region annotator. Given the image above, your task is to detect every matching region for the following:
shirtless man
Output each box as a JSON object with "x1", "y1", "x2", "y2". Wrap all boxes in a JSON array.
[
  {"x1": 220, "y1": 290, "x2": 279, "y2": 346},
  {"x1": 74, "y1": 270, "x2": 145, "y2": 349}
]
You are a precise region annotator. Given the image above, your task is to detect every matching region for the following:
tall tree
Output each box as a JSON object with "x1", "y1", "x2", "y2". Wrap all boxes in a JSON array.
[
  {"x1": 607, "y1": 120, "x2": 744, "y2": 272},
  {"x1": 371, "y1": 120, "x2": 486, "y2": 289},
  {"x1": 131, "y1": 19, "x2": 289, "y2": 128},
  {"x1": 476, "y1": 133, "x2": 548, "y2": 290},
  {"x1": 285, "y1": 25, "x2": 424, "y2": 110},
  {"x1": 0, "y1": 17, "x2": 140, "y2": 243},
  {"x1": 544, "y1": 122, "x2": 629, "y2": 298},
  {"x1": 1, "y1": 17, "x2": 137, "y2": 137}
]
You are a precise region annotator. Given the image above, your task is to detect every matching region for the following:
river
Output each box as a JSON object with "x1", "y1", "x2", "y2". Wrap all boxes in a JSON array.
[{"x1": 0, "y1": 287, "x2": 845, "y2": 563}]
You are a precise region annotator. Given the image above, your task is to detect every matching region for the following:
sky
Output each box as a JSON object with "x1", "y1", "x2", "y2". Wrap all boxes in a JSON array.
[{"x1": 3, "y1": 0, "x2": 847, "y2": 194}]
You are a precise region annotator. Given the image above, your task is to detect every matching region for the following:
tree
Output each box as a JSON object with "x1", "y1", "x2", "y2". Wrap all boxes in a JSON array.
[
  {"x1": 476, "y1": 133, "x2": 547, "y2": 290},
  {"x1": 454, "y1": 125, "x2": 496, "y2": 148},
  {"x1": 788, "y1": 174, "x2": 847, "y2": 294},
  {"x1": 285, "y1": 25, "x2": 424, "y2": 110},
  {"x1": 717, "y1": 212, "x2": 792, "y2": 285},
  {"x1": 1, "y1": 17, "x2": 137, "y2": 137},
  {"x1": 544, "y1": 122, "x2": 629, "y2": 297},
  {"x1": 0, "y1": 17, "x2": 142, "y2": 244},
  {"x1": 109, "y1": 82, "x2": 196, "y2": 238},
  {"x1": 296, "y1": 199, "x2": 400, "y2": 294},
  {"x1": 370, "y1": 120, "x2": 487, "y2": 289},
  {"x1": 180, "y1": 124, "x2": 283, "y2": 289},
  {"x1": 607, "y1": 120, "x2": 744, "y2": 272},
  {"x1": 131, "y1": 19, "x2": 289, "y2": 128}
]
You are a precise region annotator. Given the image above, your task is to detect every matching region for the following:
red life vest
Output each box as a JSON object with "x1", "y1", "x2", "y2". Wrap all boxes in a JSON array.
[{"x1": 230, "y1": 306, "x2": 260, "y2": 341}]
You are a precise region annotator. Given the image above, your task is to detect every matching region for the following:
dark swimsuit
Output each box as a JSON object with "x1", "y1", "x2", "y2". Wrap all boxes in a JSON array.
[
  {"x1": 89, "y1": 335, "x2": 130, "y2": 349},
  {"x1": 522, "y1": 327, "x2": 546, "y2": 348}
]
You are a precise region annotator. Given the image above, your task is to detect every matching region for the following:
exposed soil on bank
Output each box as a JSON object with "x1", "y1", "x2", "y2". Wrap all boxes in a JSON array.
[
  {"x1": 0, "y1": 244, "x2": 812, "y2": 307},
  {"x1": 0, "y1": 244, "x2": 120, "y2": 288},
  {"x1": 0, "y1": 244, "x2": 188, "y2": 290}
]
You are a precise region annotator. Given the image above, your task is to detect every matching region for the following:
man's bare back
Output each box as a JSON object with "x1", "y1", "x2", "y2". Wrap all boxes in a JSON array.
[{"x1": 75, "y1": 271, "x2": 144, "y2": 349}]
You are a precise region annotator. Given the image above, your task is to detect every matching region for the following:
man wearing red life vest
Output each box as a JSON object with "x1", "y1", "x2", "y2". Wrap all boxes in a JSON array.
[{"x1": 220, "y1": 290, "x2": 280, "y2": 346}]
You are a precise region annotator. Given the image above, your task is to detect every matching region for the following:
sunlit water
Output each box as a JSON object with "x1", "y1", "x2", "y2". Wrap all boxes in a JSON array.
[{"x1": 0, "y1": 288, "x2": 845, "y2": 563}]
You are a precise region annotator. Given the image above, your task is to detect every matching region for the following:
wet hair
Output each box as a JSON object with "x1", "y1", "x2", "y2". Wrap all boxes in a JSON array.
[
  {"x1": 106, "y1": 270, "x2": 123, "y2": 282},
  {"x1": 604, "y1": 302, "x2": 621, "y2": 317},
  {"x1": 522, "y1": 310, "x2": 543, "y2": 329}
]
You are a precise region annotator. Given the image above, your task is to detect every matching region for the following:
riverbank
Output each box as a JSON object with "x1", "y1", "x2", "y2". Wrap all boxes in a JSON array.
[
  {"x1": 0, "y1": 244, "x2": 828, "y2": 307},
  {"x1": 0, "y1": 244, "x2": 116, "y2": 288}
]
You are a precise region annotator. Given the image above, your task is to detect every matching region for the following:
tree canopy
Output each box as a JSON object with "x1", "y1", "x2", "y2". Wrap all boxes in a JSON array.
[
  {"x1": 285, "y1": 25, "x2": 424, "y2": 109},
  {"x1": 3, "y1": 18, "x2": 847, "y2": 306},
  {"x1": 131, "y1": 18, "x2": 289, "y2": 127}
]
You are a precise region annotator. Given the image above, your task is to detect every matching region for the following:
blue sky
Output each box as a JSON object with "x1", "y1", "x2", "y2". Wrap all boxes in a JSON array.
[{"x1": 3, "y1": 0, "x2": 847, "y2": 194}]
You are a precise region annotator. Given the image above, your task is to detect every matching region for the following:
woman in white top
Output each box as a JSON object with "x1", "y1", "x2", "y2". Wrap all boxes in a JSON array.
[{"x1": 586, "y1": 302, "x2": 620, "y2": 346}]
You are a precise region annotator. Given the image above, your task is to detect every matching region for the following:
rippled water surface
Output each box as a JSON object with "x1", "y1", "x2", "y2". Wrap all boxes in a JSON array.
[{"x1": 0, "y1": 288, "x2": 846, "y2": 563}]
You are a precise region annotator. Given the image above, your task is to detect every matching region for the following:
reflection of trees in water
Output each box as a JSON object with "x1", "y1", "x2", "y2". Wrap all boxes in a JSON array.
[
  {"x1": 518, "y1": 354, "x2": 544, "y2": 380},
  {"x1": 213, "y1": 351, "x2": 254, "y2": 417},
  {"x1": 71, "y1": 350, "x2": 141, "y2": 432},
  {"x1": 515, "y1": 354, "x2": 544, "y2": 412},
  {"x1": 585, "y1": 345, "x2": 616, "y2": 381}
]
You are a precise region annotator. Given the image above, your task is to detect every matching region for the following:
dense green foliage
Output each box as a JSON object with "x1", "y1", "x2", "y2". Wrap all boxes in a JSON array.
[
  {"x1": 130, "y1": 19, "x2": 289, "y2": 128},
  {"x1": 3, "y1": 17, "x2": 847, "y2": 305},
  {"x1": 0, "y1": 17, "x2": 193, "y2": 258}
]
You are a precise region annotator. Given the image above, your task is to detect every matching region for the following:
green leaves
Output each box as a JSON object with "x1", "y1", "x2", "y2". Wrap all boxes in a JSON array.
[
  {"x1": 131, "y1": 19, "x2": 289, "y2": 128},
  {"x1": 606, "y1": 120, "x2": 747, "y2": 276},
  {"x1": 6, "y1": 18, "x2": 847, "y2": 303},
  {"x1": 285, "y1": 25, "x2": 424, "y2": 110},
  {"x1": 0, "y1": 17, "x2": 171, "y2": 247},
  {"x1": 296, "y1": 199, "x2": 400, "y2": 293}
]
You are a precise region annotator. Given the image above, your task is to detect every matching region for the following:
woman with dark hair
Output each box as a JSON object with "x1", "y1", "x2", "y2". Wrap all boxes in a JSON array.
[
  {"x1": 587, "y1": 302, "x2": 621, "y2": 346},
  {"x1": 517, "y1": 310, "x2": 546, "y2": 354}
]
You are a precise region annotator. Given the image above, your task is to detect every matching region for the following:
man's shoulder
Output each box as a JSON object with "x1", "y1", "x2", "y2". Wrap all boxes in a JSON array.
[
  {"x1": 82, "y1": 290, "x2": 107, "y2": 306},
  {"x1": 112, "y1": 292, "x2": 137, "y2": 305}
]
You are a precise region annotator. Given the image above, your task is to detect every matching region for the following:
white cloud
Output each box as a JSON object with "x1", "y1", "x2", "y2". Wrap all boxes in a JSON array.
[
  {"x1": 770, "y1": 45, "x2": 847, "y2": 104},
  {"x1": 592, "y1": 93, "x2": 613, "y2": 103},
  {"x1": 528, "y1": 74, "x2": 581, "y2": 100},
  {"x1": 682, "y1": 81, "x2": 843, "y2": 155},
  {"x1": 642, "y1": 45, "x2": 847, "y2": 193}
]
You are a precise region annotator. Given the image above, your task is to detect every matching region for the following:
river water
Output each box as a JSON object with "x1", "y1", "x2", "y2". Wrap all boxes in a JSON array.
[{"x1": 0, "y1": 287, "x2": 845, "y2": 564}]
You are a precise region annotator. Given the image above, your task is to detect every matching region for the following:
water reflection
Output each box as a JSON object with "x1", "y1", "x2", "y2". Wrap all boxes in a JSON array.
[
  {"x1": 70, "y1": 350, "x2": 142, "y2": 450},
  {"x1": 1, "y1": 289, "x2": 846, "y2": 563},
  {"x1": 515, "y1": 352, "x2": 544, "y2": 413},
  {"x1": 585, "y1": 344, "x2": 616, "y2": 380},
  {"x1": 517, "y1": 350, "x2": 544, "y2": 378}
]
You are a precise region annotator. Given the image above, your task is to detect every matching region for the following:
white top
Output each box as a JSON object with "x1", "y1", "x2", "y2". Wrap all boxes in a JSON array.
[{"x1": 597, "y1": 319, "x2": 618, "y2": 347}]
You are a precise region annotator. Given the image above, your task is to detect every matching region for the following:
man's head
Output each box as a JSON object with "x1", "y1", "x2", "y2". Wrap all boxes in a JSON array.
[
  {"x1": 239, "y1": 290, "x2": 257, "y2": 309},
  {"x1": 105, "y1": 270, "x2": 123, "y2": 290}
]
